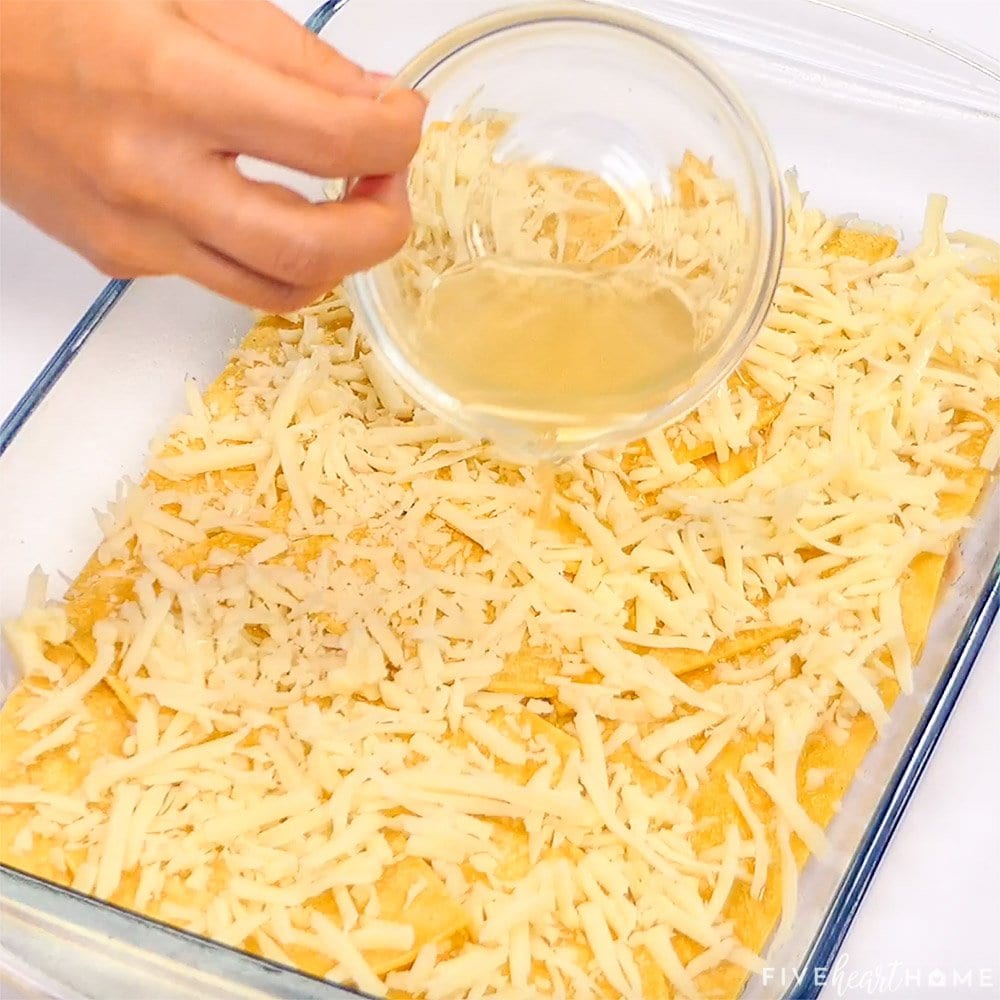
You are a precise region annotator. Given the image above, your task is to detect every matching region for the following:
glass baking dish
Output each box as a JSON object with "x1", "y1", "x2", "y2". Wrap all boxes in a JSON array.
[{"x1": 1, "y1": 1, "x2": 997, "y2": 997}]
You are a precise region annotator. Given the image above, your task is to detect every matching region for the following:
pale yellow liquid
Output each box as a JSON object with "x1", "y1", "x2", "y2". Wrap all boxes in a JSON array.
[{"x1": 418, "y1": 259, "x2": 702, "y2": 451}]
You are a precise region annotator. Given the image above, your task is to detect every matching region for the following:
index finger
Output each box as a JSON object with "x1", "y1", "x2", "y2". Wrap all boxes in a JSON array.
[
  {"x1": 225, "y1": 88, "x2": 427, "y2": 179},
  {"x1": 178, "y1": 0, "x2": 388, "y2": 98},
  {"x1": 157, "y1": 29, "x2": 425, "y2": 177}
]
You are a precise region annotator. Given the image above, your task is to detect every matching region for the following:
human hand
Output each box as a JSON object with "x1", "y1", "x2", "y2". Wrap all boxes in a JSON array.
[{"x1": 0, "y1": 0, "x2": 426, "y2": 311}]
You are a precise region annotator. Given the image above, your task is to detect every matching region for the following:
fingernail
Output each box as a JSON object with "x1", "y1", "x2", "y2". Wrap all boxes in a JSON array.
[
  {"x1": 364, "y1": 71, "x2": 395, "y2": 93},
  {"x1": 350, "y1": 171, "x2": 409, "y2": 203}
]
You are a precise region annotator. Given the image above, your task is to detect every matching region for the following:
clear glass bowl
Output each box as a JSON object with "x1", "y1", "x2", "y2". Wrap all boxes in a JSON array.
[{"x1": 344, "y1": 1, "x2": 784, "y2": 461}]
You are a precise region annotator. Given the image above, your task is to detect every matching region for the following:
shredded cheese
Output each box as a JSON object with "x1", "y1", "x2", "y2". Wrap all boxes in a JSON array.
[{"x1": 1, "y1": 117, "x2": 997, "y2": 1000}]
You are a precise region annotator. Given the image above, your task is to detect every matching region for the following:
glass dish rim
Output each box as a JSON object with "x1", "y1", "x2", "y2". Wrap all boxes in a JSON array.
[
  {"x1": 342, "y1": 0, "x2": 786, "y2": 460},
  {"x1": 0, "y1": 2, "x2": 997, "y2": 998}
]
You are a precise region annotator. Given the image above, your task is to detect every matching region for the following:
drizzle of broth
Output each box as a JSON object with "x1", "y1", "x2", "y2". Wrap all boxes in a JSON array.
[{"x1": 534, "y1": 459, "x2": 557, "y2": 532}]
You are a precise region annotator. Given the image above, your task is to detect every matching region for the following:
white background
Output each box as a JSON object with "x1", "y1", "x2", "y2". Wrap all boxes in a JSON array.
[{"x1": 0, "y1": 1, "x2": 997, "y2": 997}]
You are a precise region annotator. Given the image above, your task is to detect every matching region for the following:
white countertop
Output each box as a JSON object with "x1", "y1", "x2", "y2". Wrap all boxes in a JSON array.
[{"x1": 1, "y1": 1, "x2": 997, "y2": 997}]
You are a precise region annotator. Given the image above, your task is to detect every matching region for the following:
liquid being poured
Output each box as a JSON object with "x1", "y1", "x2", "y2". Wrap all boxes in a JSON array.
[
  {"x1": 534, "y1": 458, "x2": 557, "y2": 531},
  {"x1": 418, "y1": 259, "x2": 703, "y2": 455}
]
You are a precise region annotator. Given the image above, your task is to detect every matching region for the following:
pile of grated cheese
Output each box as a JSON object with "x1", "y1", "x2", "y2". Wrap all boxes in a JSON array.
[{"x1": 1, "y1": 119, "x2": 998, "y2": 1000}]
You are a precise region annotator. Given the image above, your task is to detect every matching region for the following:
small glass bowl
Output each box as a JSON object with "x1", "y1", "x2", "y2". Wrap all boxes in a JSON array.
[{"x1": 343, "y1": 1, "x2": 784, "y2": 462}]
